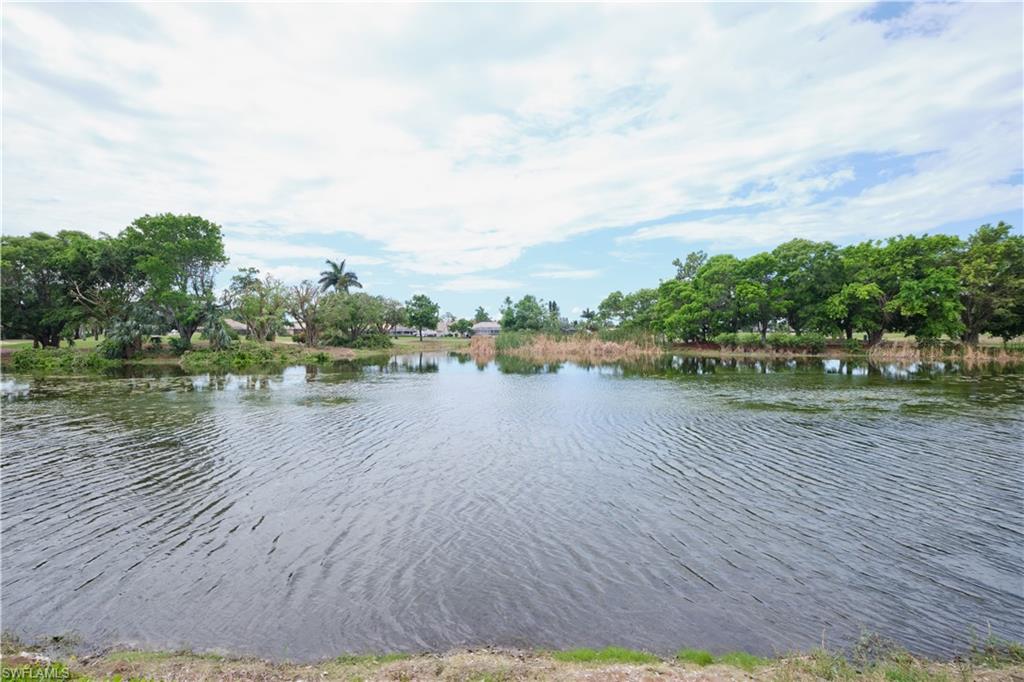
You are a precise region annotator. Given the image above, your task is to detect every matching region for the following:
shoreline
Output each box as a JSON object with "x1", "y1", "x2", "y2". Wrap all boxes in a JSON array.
[
  {"x1": 3, "y1": 639, "x2": 1022, "y2": 681},
  {"x1": 3, "y1": 334, "x2": 1022, "y2": 378}
]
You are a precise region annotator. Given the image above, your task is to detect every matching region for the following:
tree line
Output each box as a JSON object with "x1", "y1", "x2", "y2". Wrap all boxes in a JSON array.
[
  {"x1": 583, "y1": 223, "x2": 1023, "y2": 347},
  {"x1": 0, "y1": 213, "x2": 450, "y2": 358},
  {"x1": 4, "y1": 215, "x2": 1020, "y2": 357}
]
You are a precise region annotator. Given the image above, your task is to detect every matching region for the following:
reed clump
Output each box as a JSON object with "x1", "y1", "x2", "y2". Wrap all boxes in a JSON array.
[
  {"x1": 471, "y1": 333, "x2": 663, "y2": 364},
  {"x1": 867, "y1": 340, "x2": 1020, "y2": 366}
]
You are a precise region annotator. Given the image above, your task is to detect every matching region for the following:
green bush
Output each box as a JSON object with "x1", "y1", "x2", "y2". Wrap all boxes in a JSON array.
[
  {"x1": 348, "y1": 333, "x2": 393, "y2": 349},
  {"x1": 735, "y1": 332, "x2": 762, "y2": 348},
  {"x1": 795, "y1": 332, "x2": 827, "y2": 353},
  {"x1": 843, "y1": 338, "x2": 865, "y2": 354},
  {"x1": 766, "y1": 332, "x2": 793, "y2": 349},
  {"x1": 712, "y1": 332, "x2": 737, "y2": 348},
  {"x1": 9, "y1": 348, "x2": 119, "y2": 373},
  {"x1": 168, "y1": 336, "x2": 191, "y2": 355},
  {"x1": 179, "y1": 341, "x2": 326, "y2": 373}
]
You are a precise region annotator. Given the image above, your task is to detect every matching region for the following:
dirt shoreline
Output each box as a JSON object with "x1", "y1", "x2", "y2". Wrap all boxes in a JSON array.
[{"x1": 2, "y1": 642, "x2": 1022, "y2": 682}]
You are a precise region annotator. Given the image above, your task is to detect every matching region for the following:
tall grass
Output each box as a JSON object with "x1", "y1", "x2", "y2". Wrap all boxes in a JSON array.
[
  {"x1": 867, "y1": 340, "x2": 1020, "y2": 365},
  {"x1": 472, "y1": 333, "x2": 663, "y2": 364}
]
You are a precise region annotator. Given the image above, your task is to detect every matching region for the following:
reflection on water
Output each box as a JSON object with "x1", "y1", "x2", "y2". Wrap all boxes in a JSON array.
[{"x1": 1, "y1": 353, "x2": 1022, "y2": 660}]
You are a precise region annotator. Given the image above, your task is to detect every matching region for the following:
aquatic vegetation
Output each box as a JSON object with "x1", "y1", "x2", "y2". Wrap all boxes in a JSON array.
[
  {"x1": 7, "y1": 347, "x2": 120, "y2": 374},
  {"x1": 179, "y1": 341, "x2": 330, "y2": 372}
]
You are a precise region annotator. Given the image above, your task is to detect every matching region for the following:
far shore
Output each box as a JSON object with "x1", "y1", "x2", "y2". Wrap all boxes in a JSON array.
[{"x1": 4, "y1": 333, "x2": 1023, "y2": 377}]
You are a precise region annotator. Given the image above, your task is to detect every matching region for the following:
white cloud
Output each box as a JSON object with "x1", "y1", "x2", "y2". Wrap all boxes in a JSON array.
[
  {"x1": 2, "y1": 1, "x2": 1021, "y2": 285},
  {"x1": 436, "y1": 276, "x2": 522, "y2": 292},
  {"x1": 224, "y1": 237, "x2": 387, "y2": 266},
  {"x1": 531, "y1": 265, "x2": 601, "y2": 280}
]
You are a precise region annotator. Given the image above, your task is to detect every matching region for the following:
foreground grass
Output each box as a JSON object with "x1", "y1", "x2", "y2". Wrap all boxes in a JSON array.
[{"x1": 3, "y1": 635, "x2": 1022, "y2": 682}]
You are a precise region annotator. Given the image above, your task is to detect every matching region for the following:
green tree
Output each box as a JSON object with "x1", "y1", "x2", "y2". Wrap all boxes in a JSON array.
[
  {"x1": 473, "y1": 306, "x2": 490, "y2": 323},
  {"x1": 225, "y1": 268, "x2": 289, "y2": 341},
  {"x1": 121, "y1": 213, "x2": 227, "y2": 350},
  {"x1": 288, "y1": 281, "x2": 324, "y2": 347},
  {"x1": 318, "y1": 258, "x2": 363, "y2": 293},
  {"x1": 957, "y1": 222, "x2": 1024, "y2": 344},
  {"x1": 672, "y1": 250, "x2": 707, "y2": 282},
  {"x1": 405, "y1": 294, "x2": 440, "y2": 340},
  {"x1": 771, "y1": 239, "x2": 843, "y2": 334},
  {"x1": 321, "y1": 292, "x2": 386, "y2": 344},
  {"x1": 653, "y1": 278, "x2": 708, "y2": 342},
  {"x1": 737, "y1": 252, "x2": 785, "y2": 342},
  {"x1": 1, "y1": 231, "x2": 84, "y2": 346},
  {"x1": 579, "y1": 308, "x2": 597, "y2": 331},
  {"x1": 693, "y1": 254, "x2": 743, "y2": 334},
  {"x1": 597, "y1": 291, "x2": 625, "y2": 326},
  {"x1": 451, "y1": 318, "x2": 473, "y2": 336}
]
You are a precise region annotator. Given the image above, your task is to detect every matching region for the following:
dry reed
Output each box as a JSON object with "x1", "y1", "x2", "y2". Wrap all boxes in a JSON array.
[
  {"x1": 867, "y1": 340, "x2": 1018, "y2": 366},
  {"x1": 470, "y1": 334, "x2": 664, "y2": 364}
]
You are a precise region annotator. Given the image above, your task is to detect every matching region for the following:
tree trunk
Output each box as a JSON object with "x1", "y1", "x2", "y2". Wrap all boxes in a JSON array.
[
  {"x1": 418, "y1": 328, "x2": 423, "y2": 341},
  {"x1": 962, "y1": 331, "x2": 980, "y2": 346},
  {"x1": 867, "y1": 329, "x2": 884, "y2": 346}
]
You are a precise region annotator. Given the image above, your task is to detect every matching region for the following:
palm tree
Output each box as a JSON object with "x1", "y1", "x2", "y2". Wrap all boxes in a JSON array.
[{"x1": 318, "y1": 259, "x2": 363, "y2": 293}]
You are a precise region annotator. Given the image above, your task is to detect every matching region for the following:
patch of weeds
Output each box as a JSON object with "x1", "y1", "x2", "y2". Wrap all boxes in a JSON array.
[
  {"x1": 333, "y1": 653, "x2": 410, "y2": 666},
  {"x1": 718, "y1": 651, "x2": 768, "y2": 671},
  {"x1": 803, "y1": 648, "x2": 857, "y2": 681},
  {"x1": 551, "y1": 647, "x2": 660, "y2": 664},
  {"x1": 676, "y1": 648, "x2": 714, "y2": 666},
  {"x1": 106, "y1": 651, "x2": 176, "y2": 663},
  {"x1": 881, "y1": 664, "x2": 949, "y2": 682},
  {"x1": 968, "y1": 633, "x2": 1024, "y2": 667}
]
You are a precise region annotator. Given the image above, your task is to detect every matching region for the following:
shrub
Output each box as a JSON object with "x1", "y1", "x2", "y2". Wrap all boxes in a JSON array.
[
  {"x1": 9, "y1": 348, "x2": 119, "y2": 373},
  {"x1": 348, "y1": 333, "x2": 392, "y2": 349},
  {"x1": 292, "y1": 332, "x2": 306, "y2": 344},
  {"x1": 168, "y1": 336, "x2": 191, "y2": 355},
  {"x1": 735, "y1": 332, "x2": 762, "y2": 349},
  {"x1": 843, "y1": 338, "x2": 864, "y2": 354},
  {"x1": 794, "y1": 332, "x2": 826, "y2": 353},
  {"x1": 712, "y1": 332, "x2": 737, "y2": 348},
  {"x1": 766, "y1": 332, "x2": 793, "y2": 349}
]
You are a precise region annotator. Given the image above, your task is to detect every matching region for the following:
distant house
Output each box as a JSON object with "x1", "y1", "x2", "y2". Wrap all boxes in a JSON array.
[
  {"x1": 223, "y1": 318, "x2": 248, "y2": 335},
  {"x1": 390, "y1": 325, "x2": 437, "y2": 338},
  {"x1": 471, "y1": 321, "x2": 501, "y2": 336}
]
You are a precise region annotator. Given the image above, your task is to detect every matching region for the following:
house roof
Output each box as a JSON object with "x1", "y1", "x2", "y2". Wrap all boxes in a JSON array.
[
  {"x1": 472, "y1": 321, "x2": 500, "y2": 330},
  {"x1": 223, "y1": 318, "x2": 247, "y2": 332}
]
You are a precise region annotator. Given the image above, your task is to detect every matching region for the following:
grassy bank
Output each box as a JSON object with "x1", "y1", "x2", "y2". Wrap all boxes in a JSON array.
[
  {"x1": 2, "y1": 636, "x2": 1021, "y2": 682},
  {"x1": 1, "y1": 337, "x2": 470, "y2": 375},
  {"x1": 350, "y1": 336, "x2": 469, "y2": 359}
]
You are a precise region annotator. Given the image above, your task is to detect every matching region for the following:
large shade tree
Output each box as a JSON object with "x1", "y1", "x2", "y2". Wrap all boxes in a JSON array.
[{"x1": 121, "y1": 213, "x2": 227, "y2": 350}]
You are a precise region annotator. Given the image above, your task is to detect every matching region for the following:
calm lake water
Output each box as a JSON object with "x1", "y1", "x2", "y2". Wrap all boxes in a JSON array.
[{"x1": 2, "y1": 353, "x2": 1022, "y2": 660}]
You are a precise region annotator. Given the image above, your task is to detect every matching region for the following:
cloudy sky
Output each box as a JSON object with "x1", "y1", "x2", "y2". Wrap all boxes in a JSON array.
[{"x1": 3, "y1": 2, "x2": 1022, "y2": 318}]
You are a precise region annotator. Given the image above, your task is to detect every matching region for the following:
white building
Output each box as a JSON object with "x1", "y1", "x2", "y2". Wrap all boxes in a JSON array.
[{"x1": 471, "y1": 321, "x2": 501, "y2": 336}]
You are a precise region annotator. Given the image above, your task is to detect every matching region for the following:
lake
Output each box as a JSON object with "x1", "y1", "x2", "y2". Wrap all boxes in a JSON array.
[{"x1": 2, "y1": 353, "x2": 1022, "y2": 660}]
